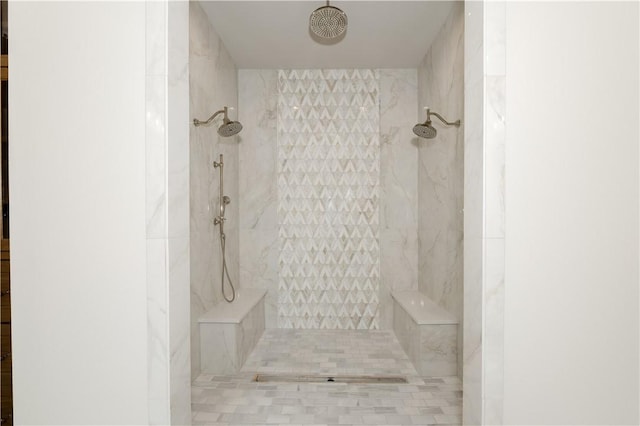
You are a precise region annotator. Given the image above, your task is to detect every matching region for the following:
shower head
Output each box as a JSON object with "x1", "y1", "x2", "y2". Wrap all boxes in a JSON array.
[
  {"x1": 309, "y1": 1, "x2": 348, "y2": 40},
  {"x1": 193, "y1": 106, "x2": 243, "y2": 137},
  {"x1": 218, "y1": 117, "x2": 243, "y2": 137},
  {"x1": 413, "y1": 108, "x2": 460, "y2": 139},
  {"x1": 413, "y1": 121, "x2": 438, "y2": 139}
]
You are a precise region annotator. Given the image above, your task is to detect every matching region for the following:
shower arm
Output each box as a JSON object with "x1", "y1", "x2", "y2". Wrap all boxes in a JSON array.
[
  {"x1": 193, "y1": 107, "x2": 228, "y2": 127},
  {"x1": 427, "y1": 109, "x2": 461, "y2": 127}
]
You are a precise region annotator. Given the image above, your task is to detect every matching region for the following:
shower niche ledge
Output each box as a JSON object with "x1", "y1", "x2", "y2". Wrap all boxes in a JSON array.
[
  {"x1": 199, "y1": 288, "x2": 266, "y2": 375},
  {"x1": 391, "y1": 290, "x2": 458, "y2": 376}
]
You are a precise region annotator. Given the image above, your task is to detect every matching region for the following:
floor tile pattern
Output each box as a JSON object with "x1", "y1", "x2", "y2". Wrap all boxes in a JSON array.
[{"x1": 192, "y1": 330, "x2": 461, "y2": 425}]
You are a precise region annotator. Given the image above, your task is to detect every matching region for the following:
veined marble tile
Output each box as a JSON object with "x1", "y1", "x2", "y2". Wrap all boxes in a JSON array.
[
  {"x1": 238, "y1": 299, "x2": 265, "y2": 367},
  {"x1": 418, "y1": 325, "x2": 457, "y2": 376},
  {"x1": 380, "y1": 230, "x2": 418, "y2": 292},
  {"x1": 379, "y1": 69, "x2": 419, "y2": 330},
  {"x1": 379, "y1": 70, "x2": 419, "y2": 232},
  {"x1": 189, "y1": 1, "x2": 215, "y2": 59},
  {"x1": 189, "y1": 0, "x2": 240, "y2": 380},
  {"x1": 484, "y1": 238, "x2": 505, "y2": 425},
  {"x1": 145, "y1": 76, "x2": 167, "y2": 239},
  {"x1": 200, "y1": 323, "x2": 239, "y2": 373},
  {"x1": 168, "y1": 1, "x2": 189, "y2": 92},
  {"x1": 167, "y1": 0, "x2": 190, "y2": 241},
  {"x1": 485, "y1": 76, "x2": 506, "y2": 239},
  {"x1": 199, "y1": 290, "x2": 266, "y2": 375},
  {"x1": 478, "y1": 2, "x2": 507, "y2": 424},
  {"x1": 167, "y1": 158, "x2": 189, "y2": 240},
  {"x1": 238, "y1": 69, "x2": 279, "y2": 329},
  {"x1": 484, "y1": 397, "x2": 504, "y2": 426},
  {"x1": 238, "y1": 70, "x2": 278, "y2": 231},
  {"x1": 463, "y1": 239, "x2": 484, "y2": 426},
  {"x1": 485, "y1": 1, "x2": 506, "y2": 77},
  {"x1": 147, "y1": 239, "x2": 169, "y2": 424},
  {"x1": 145, "y1": 1, "x2": 166, "y2": 77},
  {"x1": 463, "y1": 350, "x2": 482, "y2": 426},
  {"x1": 418, "y1": 2, "x2": 464, "y2": 378},
  {"x1": 165, "y1": 2, "x2": 192, "y2": 424},
  {"x1": 169, "y1": 236, "x2": 190, "y2": 351},
  {"x1": 479, "y1": 77, "x2": 506, "y2": 418},
  {"x1": 463, "y1": 16, "x2": 484, "y2": 420},
  {"x1": 392, "y1": 295, "x2": 458, "y2": 377},
  {"x1": 463, "y1": 0, "x2": 484, "y2": 241},
  {"x1": 168, "y1": 226, "x2": 191, "y2": 424},
  {"x1": 145, "y1": 3, "x2": 170, "y2": 422},
  {"x1": 238, "y1": 229, "x2": 279, "y2": 328}
]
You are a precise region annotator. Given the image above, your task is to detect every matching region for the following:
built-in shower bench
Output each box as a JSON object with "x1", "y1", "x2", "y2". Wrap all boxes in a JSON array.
[
  {"x1": 391, "y1": 290, "x2": 458, "y2": 376},
  {"x1": 199, "y1": 288, "x2": 266, "y2": 375}
]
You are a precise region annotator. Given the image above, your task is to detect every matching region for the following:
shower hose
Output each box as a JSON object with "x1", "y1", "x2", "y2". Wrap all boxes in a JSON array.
[{"x1": 220, "y1": 228, "x2": 236, "y2": 303}]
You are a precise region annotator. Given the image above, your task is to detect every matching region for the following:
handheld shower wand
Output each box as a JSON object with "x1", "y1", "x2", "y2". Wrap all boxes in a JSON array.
[{"x1": 213, "y1": 154, "x2": 236, "y2": 303}]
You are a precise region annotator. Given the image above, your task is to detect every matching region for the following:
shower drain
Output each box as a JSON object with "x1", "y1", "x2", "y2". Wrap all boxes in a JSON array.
[{"x1": 253, "y1": 374, "x2": 407, "y2": 384}]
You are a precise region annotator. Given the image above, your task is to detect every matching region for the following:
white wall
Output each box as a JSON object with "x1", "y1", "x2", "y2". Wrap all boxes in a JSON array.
[
  {"x1": 503, "y1": 2, "x2": 639, "y2": 424},
  {"x1": 10, "y1": 2, "x2": 148, "y2": 424}
]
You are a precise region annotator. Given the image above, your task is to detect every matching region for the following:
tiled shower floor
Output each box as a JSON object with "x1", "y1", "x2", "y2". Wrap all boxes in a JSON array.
[{"x1": 192, "y1": 329, "x2": 462, "y2": 425}]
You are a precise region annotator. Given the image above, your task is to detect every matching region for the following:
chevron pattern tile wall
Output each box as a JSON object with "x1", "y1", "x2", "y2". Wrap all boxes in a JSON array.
[{"x1": 277, "y1": 69, "x2": 381, "y2": 329}]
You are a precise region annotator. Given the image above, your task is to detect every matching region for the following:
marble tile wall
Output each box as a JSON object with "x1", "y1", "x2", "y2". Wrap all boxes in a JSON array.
[
  {"x1": 238, "y1": 69, "x2": 280, "y2": 328},
  {"x1": 463, "y1": 1, "x2": 506, "y2": 424},
  {"x1": 199, "y1": 296, "x2": 265, "y2": 375},
  {"x1": 463, "y1": 0, "x2": 484, "y2": 423},
  {"x1": 277, "y1": 69, "x2": 381, "y2": 329},
  {"x1": 378, "y1": 70, "x2": 419, "y2": 330},
  {"x1": 145, "y1": 0, "x2": 192, "y2": 423},
  {"x1": 417, "y1": 2, "x2": 465, "y2": 377},
  {"x1": 482, "y1": 1, "x2": 506, "y2": 424},
  {"x1": 168, "y1": 2, "x2": 192, "y2": 423},
  {"x1": 145, "y1": 1, "x2": 170, "y2": 422},
  {"x1": 189, "y1": 1, "x2": 240, "y2": 380},
  {"x1": 392, "y1": 291, "x2": 459, "y2": 378},
  {"x1": 238, "y1": 69, "x2": 418, "y2": 330},
  {"x1": 393, "y1": 298, "x2": 457, "y2": 377}
]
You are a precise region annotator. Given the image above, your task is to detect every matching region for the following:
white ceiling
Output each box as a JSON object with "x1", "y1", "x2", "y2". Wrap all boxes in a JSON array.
[{"x1": 200, "y1": 1, "x2": 455, "y2": 69}]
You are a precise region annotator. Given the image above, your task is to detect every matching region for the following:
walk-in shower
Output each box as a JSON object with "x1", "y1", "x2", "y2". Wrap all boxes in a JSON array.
[
  {"x1": 413, "y1": 108, "x2": 461, "y2": 139},
  {"x1": 189, "y1": 1, "x2": 466, "y2": 422},
  {"x1": 192, "y1": 106, "x2": 243, "y2": 302}
]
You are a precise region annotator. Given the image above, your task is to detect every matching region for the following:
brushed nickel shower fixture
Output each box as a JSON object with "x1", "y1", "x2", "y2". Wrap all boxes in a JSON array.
[
  {"x1": 413, "y1": 108, "x2": 461, "y2": 139},
  {"x1": 213, "y1": 154, "x2": 236, "y2": 303},
  {"x1": 193, "y1": 106, "x2": 243, "y2": 137},
  {"x1": 309, "y1": 0, "x2": 348, "y2": 40}
]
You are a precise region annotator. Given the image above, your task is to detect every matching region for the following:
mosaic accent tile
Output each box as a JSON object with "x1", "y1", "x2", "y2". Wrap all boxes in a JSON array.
[{"x1": 277, "y1": 69, "x2": 381, "y2": 329}]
